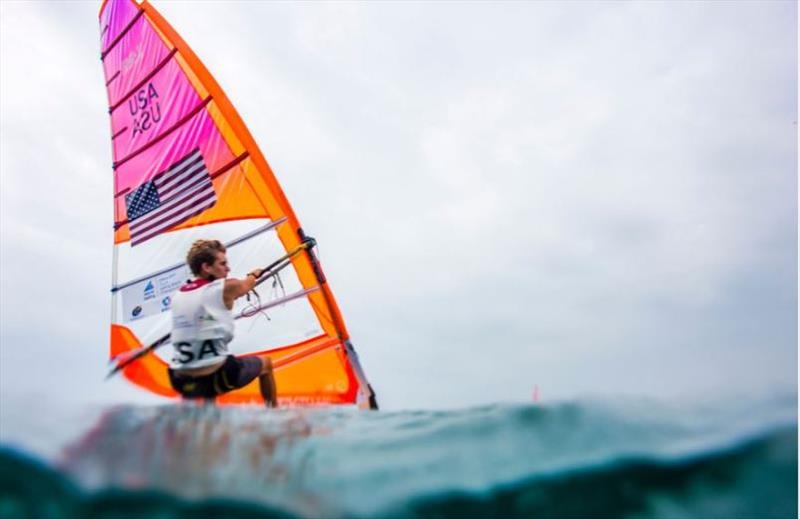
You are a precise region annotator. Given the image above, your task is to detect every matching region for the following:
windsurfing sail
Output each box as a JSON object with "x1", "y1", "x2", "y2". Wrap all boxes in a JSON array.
[{"x1": 98, "y1": 0, "x2": 377, "y2": 408}]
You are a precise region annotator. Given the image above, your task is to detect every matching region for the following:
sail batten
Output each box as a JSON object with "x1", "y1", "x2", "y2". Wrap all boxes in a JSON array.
[
  {"x1": 112, "y1": 217, "x2": 288, "y2": 292},
  {"x1": 99, "y1": 0, "x2": 376, "y2": 408},
  {"x1": 100, "y1": 7, "x2": 143, "y2": 58},
  {"x1": 235, "y1": 287, "x2": 322, "y2": 320}
]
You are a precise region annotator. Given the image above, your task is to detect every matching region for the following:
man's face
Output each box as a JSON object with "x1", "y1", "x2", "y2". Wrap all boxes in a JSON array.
[{"x1": 202, "y1": 251, "x2": 230, "y2": 280}]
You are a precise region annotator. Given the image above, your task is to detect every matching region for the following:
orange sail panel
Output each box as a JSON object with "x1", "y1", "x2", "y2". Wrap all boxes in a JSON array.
[{"x1": 99, "y1": 0, "x2": 377, "y2": 408}]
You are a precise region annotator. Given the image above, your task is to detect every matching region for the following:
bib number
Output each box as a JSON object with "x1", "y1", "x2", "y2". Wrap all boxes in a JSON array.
[{"x1": 174, "y1": 340, "x2": 221, "y2": 364}]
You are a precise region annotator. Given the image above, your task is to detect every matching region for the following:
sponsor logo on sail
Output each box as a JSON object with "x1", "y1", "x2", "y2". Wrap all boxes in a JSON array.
[{"x1": 121, "y1": 43, "x2": 144, "y2": 73}]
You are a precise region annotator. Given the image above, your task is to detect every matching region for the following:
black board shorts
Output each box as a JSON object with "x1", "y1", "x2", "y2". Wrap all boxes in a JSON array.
[{"x1": 168, "y1": 355, "x2": 263, "y2": 399}]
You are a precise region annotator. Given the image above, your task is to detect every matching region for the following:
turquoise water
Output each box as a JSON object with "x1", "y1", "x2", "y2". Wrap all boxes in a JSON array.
[{"x1": 0, "y1": 396, "x2": 796, "y2": 518}]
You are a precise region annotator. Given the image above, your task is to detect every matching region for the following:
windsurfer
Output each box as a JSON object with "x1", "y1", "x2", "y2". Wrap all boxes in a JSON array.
[{"x1": 167, "y1": 239, "x2": 278, "y2": 407}]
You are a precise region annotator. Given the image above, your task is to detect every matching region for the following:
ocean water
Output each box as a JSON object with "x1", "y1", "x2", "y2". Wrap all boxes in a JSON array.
[{"x1": 0, "y1": 395, "x2": 796, "y2": 518}]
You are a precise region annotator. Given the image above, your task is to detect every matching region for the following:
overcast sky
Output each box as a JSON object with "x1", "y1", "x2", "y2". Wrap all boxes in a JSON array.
[{"x1": 0, "y1": 1, "x2": 796, "y2": 414}]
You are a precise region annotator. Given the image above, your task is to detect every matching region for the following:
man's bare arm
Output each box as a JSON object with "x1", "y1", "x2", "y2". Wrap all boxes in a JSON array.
[{"x1": 223, "y1": 269, "x2": 263, "y2": 309}]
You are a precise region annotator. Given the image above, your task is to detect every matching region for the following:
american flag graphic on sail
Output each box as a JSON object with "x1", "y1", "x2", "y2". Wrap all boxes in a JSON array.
[{"x1": 124, "y1": 149, "x2": 216, "y2": 246}]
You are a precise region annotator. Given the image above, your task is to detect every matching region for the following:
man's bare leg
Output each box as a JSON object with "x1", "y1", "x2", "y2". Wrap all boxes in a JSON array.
[{"x1": 258, "y1": 355, "x2": 278, "y2": 408}]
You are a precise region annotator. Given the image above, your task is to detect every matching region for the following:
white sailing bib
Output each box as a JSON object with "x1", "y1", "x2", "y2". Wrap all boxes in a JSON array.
[{"x1": 170, "y1": 278, "x2": 234, "y2": 370}]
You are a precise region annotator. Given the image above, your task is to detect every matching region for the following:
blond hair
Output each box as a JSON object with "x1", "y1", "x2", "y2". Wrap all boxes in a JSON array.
[{"x1": 186, "y1": 239, "x2": 226, "y2": 277}]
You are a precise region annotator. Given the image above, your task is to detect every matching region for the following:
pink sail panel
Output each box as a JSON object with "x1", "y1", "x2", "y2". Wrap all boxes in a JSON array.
[
  {"x1": 102, "y1": 11, "x2": 173, "y2": 107},
  {"x1": 100, "y1": 0, "x2": 244, "y2": 246},
  {"x1": 110, "y1": 59, "x2": 205, "y2": 160},
  {"x1": 99, "y1": 0, "x2": 140, "y2": 53}
]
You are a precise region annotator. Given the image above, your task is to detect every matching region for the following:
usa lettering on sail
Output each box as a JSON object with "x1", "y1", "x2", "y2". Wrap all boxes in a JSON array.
[{"x1": 129, "y1": 82, "x2": 161, "y2": 137}]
